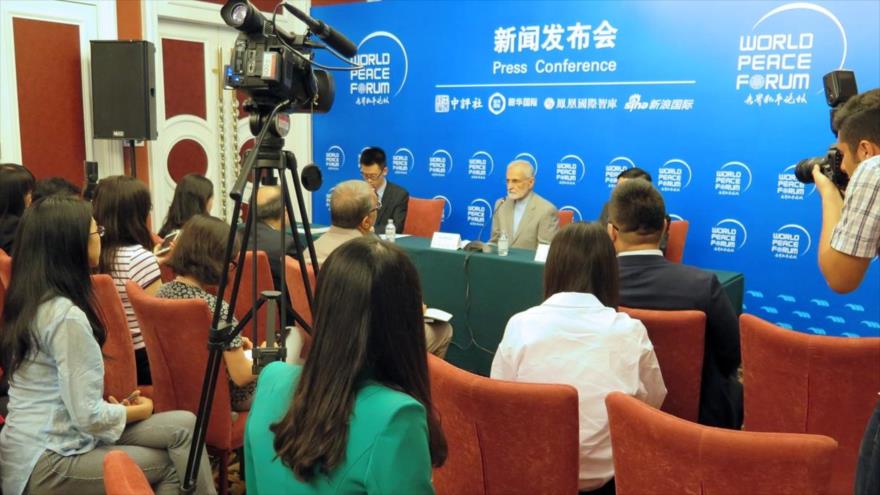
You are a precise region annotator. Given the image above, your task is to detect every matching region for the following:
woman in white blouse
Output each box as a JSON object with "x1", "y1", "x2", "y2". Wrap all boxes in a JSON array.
[{"x1": 491, "y1": 222, "x2": 667, "y2": 495}]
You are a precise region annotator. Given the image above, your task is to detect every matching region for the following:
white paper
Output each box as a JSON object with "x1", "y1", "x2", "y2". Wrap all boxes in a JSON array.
[
  {"x1": 534, "y1": 243, "x2": 551, "y2": 263},
  {"x1": 430, "y1": 232, "x2": 461, "y2": 250},
  {"x1": 424, "y1": 307, "x2": 454, "y2": 323},
  {"x1": 298, "y1": 226, "x2": 330, "y2": 234},
  {"x1": 379, "y1": 233, "x2": 412, "y2": 240}
]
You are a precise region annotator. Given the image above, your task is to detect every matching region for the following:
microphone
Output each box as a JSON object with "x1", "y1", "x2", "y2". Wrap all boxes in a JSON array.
[
  {"x1": 283, "y1": 4, "x2": 358, "y2": 58},
  {"x1": 464, "y1": 197, "x2": 505, "y2": 252}
]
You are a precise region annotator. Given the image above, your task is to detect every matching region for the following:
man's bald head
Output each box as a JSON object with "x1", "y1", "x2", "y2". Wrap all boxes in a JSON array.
[
  {"x1": 255, "y1": 186, "x2": 283, "y2": 223},
  {"x1": 331, "y1": 180, "x2": 376, "y2": 229}
]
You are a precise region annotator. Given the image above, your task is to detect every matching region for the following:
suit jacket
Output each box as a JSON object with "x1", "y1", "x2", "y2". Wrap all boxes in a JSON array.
[
  {"x1": 617, "y1": 254, "x2": 743, "y2": 429},
  {"x1": 245, "y1": 221, "x2": 301, "y2": 324},
  {"x1": 489, "y1": 192, "x2": 559, "y2": 250},
  {"x1": 312, "y1": 226, "x2": 364, "y2": 264},
  {"x1": 375, "y1": 180, "x2": 409, "y2": 232}
]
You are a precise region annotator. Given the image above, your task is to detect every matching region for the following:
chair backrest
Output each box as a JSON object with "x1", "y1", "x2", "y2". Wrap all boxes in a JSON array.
[
  {"x1": 103, "y1": 451, "x2": 154, "y2": 495},
  {"x1": 428, "y1": 355, "x2": 579, "y2": 494},
  {"x1": 664, "y1": 220, "x2": 689, "y2": 263},
  {"x1": 225, "y1": 251, "x2": 273, "y2": 345},
  {"x1": 284, "y1": 256, "x2": 316, "y2": 328},
  {"x1": 557, "y1": 209, "x2": 574, "y2": 228},
  {"x1": 620, "y1": 306, "x2": 705, "y2": 422},
  {"x1": 126, "y1": 281, "x2": 236, "y2": 449},
  {"x1": 606, "y1": 391, "x2": 837, "y2": 495},
  {"x1": 92, "y1": 274, "x2": 138, "y2": 400},
  {"x1": 740, "y1": 313, "x2": 880, "y2": 494},
  {"x1": 403, "y1": 197, "x2": 444, "y2": 237},
  {"x1": 0, "y1": 249, "x2": 11, "y2": 288}
]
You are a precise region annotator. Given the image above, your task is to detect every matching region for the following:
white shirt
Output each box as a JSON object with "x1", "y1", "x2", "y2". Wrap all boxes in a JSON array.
[
  {"x1": 617, "y1": 248, "x2": 663, "y2": 257},
  {"x1": 376, "y1": 180, "x2": 387, "y2": 203},
  {"x1": 491, "y1": 292, "x2": 666, "y2": 491},
  {"x1": 512, "y1": 193, "x2": 530, "y2": 235}
]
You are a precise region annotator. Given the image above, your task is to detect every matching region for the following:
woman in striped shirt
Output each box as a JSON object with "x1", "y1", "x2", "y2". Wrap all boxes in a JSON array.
[{"x1": 92, "y1": 175, "x2": 163, "y2": 385}]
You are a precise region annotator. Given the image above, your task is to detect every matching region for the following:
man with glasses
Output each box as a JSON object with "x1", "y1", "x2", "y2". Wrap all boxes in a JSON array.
[
  {"x1": 312, "y1": 180, "x2": 379, "y2": 264},
  {"x1": 608, "y1": 179, "x2": 742, "y2": 429},
  {"x1": 313, "y1": 179, "x2": 454, "y2": 358},
  {"x1": 489, "y1": 160, "x2": 559, "y2": 250},
  {"x1": 360, "y1": 147, "x2": 409, "y2": 231}
]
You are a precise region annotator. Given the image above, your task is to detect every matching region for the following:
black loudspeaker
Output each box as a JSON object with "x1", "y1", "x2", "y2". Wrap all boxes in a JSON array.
[{"x1": 90, "y1": 40, "x2": 157, "y2": 140}]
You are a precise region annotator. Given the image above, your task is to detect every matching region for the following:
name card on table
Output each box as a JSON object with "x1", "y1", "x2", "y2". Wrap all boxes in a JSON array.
[
  {"x1": 534, "y1": 243, "x2": 551, "y2": 263},
  {"x1": 430, "y1": 232, "x2": 462, "y2": 251}
]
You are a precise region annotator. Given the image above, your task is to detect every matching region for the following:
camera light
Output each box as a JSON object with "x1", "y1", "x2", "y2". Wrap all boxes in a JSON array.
[{"x1": 230, "y1": 4, "x2": 249, "y2": 27}]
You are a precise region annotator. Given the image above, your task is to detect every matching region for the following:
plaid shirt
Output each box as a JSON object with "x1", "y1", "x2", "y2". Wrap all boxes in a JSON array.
[{"x1": 831, "y1": 155, "x2": 880, "y2": 258}]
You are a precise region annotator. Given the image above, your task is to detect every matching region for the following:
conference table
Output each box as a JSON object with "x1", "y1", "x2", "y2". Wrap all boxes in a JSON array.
[{"x1": 371, "y1": 235, "x2": 743, "y2": 377}]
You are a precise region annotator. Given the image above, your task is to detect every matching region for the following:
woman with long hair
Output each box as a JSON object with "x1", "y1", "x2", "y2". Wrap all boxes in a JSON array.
[
  {"x1": 0, "y1": 195, "x2": 214, "y2": 495},
  {"x1": 158, "y1": 174, "x2": 214, "y2": 238},
  {"x1": 0, "y1": 163, "x2": 36, "y2": 254},
  {"x1": 92, "y1": 175, "x2": 162, "y2": 385},
  {"x1": 244, "y1": 237, "x2": 447, "y2": 494},
  {"x1": 157, "y1": 214, "x2": 256, "y2": 411},
  {"x1": 491, "y1": 222, "x2": 667, "y2": 495}
]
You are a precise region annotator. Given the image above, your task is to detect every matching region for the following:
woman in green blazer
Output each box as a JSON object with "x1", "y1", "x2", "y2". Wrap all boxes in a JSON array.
[{"x1": 244, "y1": 237, "x2": 448, "y2": 494}]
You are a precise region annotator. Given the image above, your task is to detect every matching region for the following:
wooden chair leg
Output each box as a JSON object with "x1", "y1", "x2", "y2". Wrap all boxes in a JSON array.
[
  {"x1": 218, "y1": 450, "x2": 229, "y2": 495},
  {"x1": 236, "y1": 446, "x2": 245, "y2": 482}
]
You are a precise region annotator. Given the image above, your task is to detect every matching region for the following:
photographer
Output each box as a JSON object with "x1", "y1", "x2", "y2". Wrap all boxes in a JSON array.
[{"x1": 813, "y1": 89, "x2": 880, "y2": 294}]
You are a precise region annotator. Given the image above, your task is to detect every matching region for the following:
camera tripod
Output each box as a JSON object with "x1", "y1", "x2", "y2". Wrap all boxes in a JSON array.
[{"x1": 181, "y1": 99, "x2": 321, "y2": 492}]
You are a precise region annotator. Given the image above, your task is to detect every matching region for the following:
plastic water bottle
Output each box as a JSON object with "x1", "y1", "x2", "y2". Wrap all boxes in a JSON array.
[
  {"x1": 498, "y1": 231, "x2": 509, "y2": 256},
  {"x1": 385, "y1": 219, "x2": 396, "y2": 243}
]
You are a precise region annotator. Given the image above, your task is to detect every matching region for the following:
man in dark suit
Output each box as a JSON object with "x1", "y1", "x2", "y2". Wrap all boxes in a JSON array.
[
  {"x1": 360, "y1": 147, "x2": 409, "y2": 231},
  {"x1": 608, "y1": 179, "x2": 742, "y2": 429}
]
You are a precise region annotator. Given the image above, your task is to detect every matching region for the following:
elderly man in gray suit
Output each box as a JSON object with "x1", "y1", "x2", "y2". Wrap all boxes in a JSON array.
[{"x1": 489, "y1": 160, "x2": 559, "y2": 250}]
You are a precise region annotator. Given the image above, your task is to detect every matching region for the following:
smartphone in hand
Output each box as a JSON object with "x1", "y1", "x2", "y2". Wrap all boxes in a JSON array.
[{"x1": 155, "y1": 229, "x2": 180, "y2": 256}]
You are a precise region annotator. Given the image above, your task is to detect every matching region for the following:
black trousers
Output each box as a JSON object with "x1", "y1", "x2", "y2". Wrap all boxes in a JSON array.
[{"x1": 856, "y1": 399, "x2": 880, "y2": 495}]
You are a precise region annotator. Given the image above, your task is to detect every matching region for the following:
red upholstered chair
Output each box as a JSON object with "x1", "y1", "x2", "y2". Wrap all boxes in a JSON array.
[
  {"x1": 103, "y1": 451, "x2": 154, "y2": 495},
  {"x1": 403, "y1": 197, "x2": 444, "y2": 237},
  {"x1": 428, "y1": 355, "x2": 579, "y2": 494},
  {"x1": 664, "y1": 220, "x2": 689, "y2": 263},
  {"x1": 620, "y1": 307, "x2": 705, "y2": 422},
  {"x1": 606, "y1": 391, "x2": 837, "y2": 495},
  {"x1": 284, "y1": 256, "x2": 316, "y2": 329},
  {"x1": 126, "y1": 281, "x2": 244, "y2": 495},
  {"x1": 741, "y1": 314, "x2": 880, "y2": 494},
  {"x1": 92, "y1": 275, "x2": 139, "y2": 401},
  {"x1": 0, "y1": 249, "x2": 11, "y2": 288},
  {"x1": 557, "y1": 209, "x2": 574, "y2": 228},
  {"x1": 225, "y1": 251, "x2": 273, "y2": 345}
]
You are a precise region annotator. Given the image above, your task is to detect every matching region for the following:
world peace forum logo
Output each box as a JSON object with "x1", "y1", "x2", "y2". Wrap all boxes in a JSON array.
[
  {"x1": 711, "y1": 218, "x2": 748, "y2": 253},
  {"x1": 324, "y1": 145, "x2": 345, "y2": 172},
  {"x1": 392, "y1": 148, "x2": 415, "y2": 176},
  {"x1": 715, "y1": 161, "x2": 753, "y2": 196},
  {"x1": 604, "y1": 156, "x2": 635, "y2": 188},
  {"x1": 468, "y1": 151, "x2": 495, "y2": 180},
  {"x1": 657, "y1": 159, "x2": 692, "y2": 193},
  {"x1": 736, "y1": 3, "x2": 848, "y2": 107},
  {"x1": 555, "y1": 154, "x2": 586, "y2": 186},
  {"x1": 432, "y1": 195, "x2": 453, "y2": 222},
  {"x1": 513, "y1": 152, "x2": 539, "y2": 176},
  {"x1": 429, "y1": 149, "x2": 454, "y2": 178},
  {"x1": 351, "y1": 31, "x2": 409, "y2": 106},
  {"x1": 468, "y1": 198, "x2": 493, "y2": 228},
  {"x1": 771, "y1": 223, "x2": 813, "y2": 259},
  {"x1": 777, "y1": 163, "x2": 813, "y2": 200}
]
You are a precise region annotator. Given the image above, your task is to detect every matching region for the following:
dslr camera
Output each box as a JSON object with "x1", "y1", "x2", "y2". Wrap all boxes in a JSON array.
[{"x1": 794, "y1": 70, "x2": 858, "y2": 188}]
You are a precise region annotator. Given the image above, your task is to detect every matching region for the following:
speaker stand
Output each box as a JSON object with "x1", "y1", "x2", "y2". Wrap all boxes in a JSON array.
[{"x1": 128, "y1": 139, "x2": 137, "y2": 178}]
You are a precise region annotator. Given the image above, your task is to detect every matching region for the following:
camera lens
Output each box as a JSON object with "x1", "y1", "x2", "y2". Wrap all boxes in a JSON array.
[
  {"x1": 230, "y1": 4, "x2": 249, "y2": 26},
  {"x1": 794, "y1": 156, "x2": 827, "y2": 184}
]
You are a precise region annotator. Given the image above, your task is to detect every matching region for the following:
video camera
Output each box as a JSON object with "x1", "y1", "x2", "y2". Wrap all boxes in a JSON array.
[
  {"x1": 221, "y1": 0, "x2": 335, "y2": 113},
  {"x1": 794, "y1": 70, "x2": 858, "y2": 187}
]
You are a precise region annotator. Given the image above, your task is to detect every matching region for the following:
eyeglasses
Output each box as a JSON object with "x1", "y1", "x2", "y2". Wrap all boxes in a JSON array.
[
  {"x1": 90, "y1": 226, "x2": 106, "y2": 238},
  {"x1": 361, "y1": 171, "x2": 382, "y2": 181}
]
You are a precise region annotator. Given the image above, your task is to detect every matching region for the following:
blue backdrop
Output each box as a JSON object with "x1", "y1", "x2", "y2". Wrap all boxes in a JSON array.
[{"x1": 311, "y1": 0, "x2": 880, "y2": 337}]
